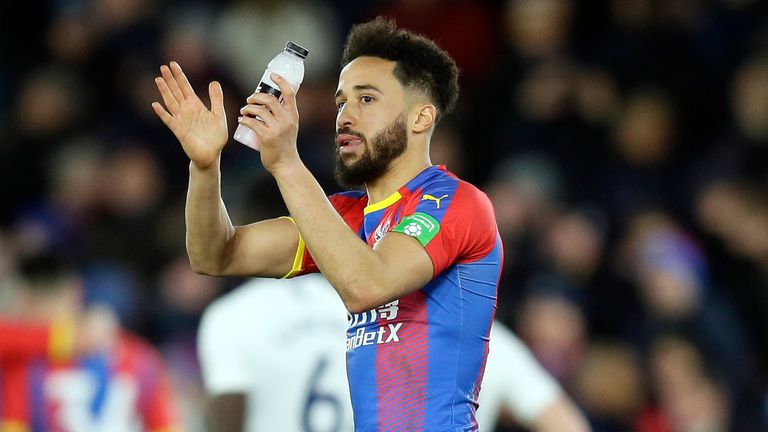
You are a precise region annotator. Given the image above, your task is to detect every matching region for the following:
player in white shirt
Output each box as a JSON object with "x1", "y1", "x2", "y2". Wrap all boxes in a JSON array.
[
  {"x1": 198, "y1": 276, "x2": 588, "y2": 432},
  {"x1": 198, "y1": 274, "x2": 353, "y2": 432},
  {"x1": 478, "y1": 321, "x2": 591, "y2": 432}
]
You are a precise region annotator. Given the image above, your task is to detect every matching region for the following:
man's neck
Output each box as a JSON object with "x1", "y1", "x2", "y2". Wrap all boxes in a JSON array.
[{"x1": 365, "y1": 152, "x2": 431, "y2": 205}]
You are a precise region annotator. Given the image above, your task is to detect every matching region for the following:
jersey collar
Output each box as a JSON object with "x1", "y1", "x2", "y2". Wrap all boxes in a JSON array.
[
  {"x1": 362, "y1": 165, "x2": 447, "y2": 215},
  {"x1": 363, "y1": 190, "x2": 402, "y2": 215}
]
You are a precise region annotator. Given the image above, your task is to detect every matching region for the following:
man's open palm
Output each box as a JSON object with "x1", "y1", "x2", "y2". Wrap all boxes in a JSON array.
[{"x1": 152, "y1": 62, "x2": 228, "y2": 169}]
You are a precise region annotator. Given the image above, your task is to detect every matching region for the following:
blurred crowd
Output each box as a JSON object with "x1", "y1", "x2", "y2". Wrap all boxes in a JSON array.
[{"x1": 2, "y1": 0, "x2": 768, "y2": 431}]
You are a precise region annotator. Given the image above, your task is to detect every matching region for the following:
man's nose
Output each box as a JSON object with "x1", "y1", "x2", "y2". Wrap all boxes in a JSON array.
[{"x1": 337, "y1": 104, "x2": 356, "y2": 129}]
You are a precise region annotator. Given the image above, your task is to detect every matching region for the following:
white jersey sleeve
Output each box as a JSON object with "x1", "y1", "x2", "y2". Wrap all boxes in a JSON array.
[
  {"x1": 198, "y1": 280, "x2": 261, "y2": 394},
  {"x1": 477, "y1": 321, "x2": 563, "y2": 430}
]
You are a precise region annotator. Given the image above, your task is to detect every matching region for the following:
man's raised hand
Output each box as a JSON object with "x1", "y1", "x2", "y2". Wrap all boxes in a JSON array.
[{"x1": 152, "y1": 62, "x2": 228, "y2": 170}]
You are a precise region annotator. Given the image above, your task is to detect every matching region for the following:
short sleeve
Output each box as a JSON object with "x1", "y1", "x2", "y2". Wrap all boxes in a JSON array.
[
  {"x1": 282, "y1": 191, "x2": 366, "y2": 278},
  {"x1": 392, "y1": 180, "x2": 498, "y2": 277},
  {"x1": 198, "y1": 302, "x2": 253, "y2": 394}
]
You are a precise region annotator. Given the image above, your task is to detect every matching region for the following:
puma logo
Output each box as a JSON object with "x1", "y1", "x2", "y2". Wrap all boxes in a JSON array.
[{"x1": 422, "y1": 194, "x2": 449, "y2": 209}]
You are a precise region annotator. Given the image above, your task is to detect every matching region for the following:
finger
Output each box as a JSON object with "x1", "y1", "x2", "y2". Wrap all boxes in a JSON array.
[
  {"x1": 155, "y1": 77, "x2": 180, "y2": 114},
  {"x1": 238, "y1": 115, "x2": 270, "y2": 135},
  {"x1": 170, "y1": 61, "x2": 196, "y2": 100},
  {"x1": 160, "y1": 64, "x2": 185, "y2": 104},
  {"x1": 209, "y1": 81, "x2": 226, "y2": 119},
  {"x1": 240, "y1": 104, "x2": 276, "y2": 124},
  {"x1": 246, "y1": 92, "x2": 283, "y2": 116},
  {"x1": 270, "y1": 73, "x2": 297, "y2": 113},
  {"x1": 151, "y1": 102, "x2": 176, "y2": 129}
]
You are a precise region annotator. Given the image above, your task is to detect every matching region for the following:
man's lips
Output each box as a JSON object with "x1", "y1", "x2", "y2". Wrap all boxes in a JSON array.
[{"x1": 336, "y1": 133, "x2": 364, "y2": 153}]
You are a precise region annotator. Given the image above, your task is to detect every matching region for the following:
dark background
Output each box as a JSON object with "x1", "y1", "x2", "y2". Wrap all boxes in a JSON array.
[{"x1": 2, "y1": 0, "x2": 767, "y2": 430}]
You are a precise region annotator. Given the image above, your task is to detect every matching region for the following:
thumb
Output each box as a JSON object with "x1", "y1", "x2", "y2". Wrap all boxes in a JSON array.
[{"x1": 209, "y1": 81, "x2": 226, "y2": 118}]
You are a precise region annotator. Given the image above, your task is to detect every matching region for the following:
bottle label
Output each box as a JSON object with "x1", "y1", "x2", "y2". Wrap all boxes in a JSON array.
[{"x1": 255, "y1": 81, "x2": 281, "y2": 98}]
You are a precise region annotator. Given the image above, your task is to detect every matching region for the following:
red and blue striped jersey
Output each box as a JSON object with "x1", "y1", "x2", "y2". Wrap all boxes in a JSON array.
[
  {"x1": 0, "y1": 322, "x2": 178, "y2": 432},
  {"x1": 289, "y1": 165, "x2": 502, "y2": 431}
]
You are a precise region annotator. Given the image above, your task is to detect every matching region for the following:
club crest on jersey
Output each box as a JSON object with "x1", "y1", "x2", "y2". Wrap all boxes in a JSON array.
[
  {"x1": 421, "y1": 194, "x2": 449, "y2": 208},
  {"x1": 372, "y1": 219, "x2": 391, "y2": 247}
]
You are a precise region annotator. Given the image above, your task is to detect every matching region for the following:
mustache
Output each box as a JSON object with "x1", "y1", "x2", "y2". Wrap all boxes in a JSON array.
[{"x1": 335, "y1": 128, "x2": 366, "y2": 141}]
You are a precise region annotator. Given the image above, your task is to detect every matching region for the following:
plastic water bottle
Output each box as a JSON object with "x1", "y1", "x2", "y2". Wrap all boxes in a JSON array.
[{"x1": 234, "y1": 41, "x2": 309, "y2": 151}]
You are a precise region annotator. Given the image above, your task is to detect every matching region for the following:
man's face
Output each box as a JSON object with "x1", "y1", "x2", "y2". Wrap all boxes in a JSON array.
[{"x1": 333, "y1": 57, "x2": 409, "y2": 187}]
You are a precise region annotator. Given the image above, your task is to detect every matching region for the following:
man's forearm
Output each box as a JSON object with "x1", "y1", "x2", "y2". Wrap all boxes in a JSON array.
[
  {"x1": 272, "y1": 161, "x2": 388, "y2": 312},
  {"x1": 185, "y1": 160, "x2": 236, "y2": 275},
  {"x1": 534, "y1": 396, "x2": 591, "y2": 432}
]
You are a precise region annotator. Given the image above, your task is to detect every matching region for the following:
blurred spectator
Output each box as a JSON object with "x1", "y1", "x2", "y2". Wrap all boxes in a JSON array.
[
  {"x1": 516, "y1": 288, "x2": 587, "y2": 384},
  {"x1": 13, "y1": 67, "x2": 86, "y2": 141},
  {"x1": 488, "y1": 154, "x2": 563, "y2": 241},
  {"x1": 694, "y1": 179, "x2": 768, "y2": 390},
  {"x1": 0, "y1": 251, "x2": 180, "y2": 431},
  {"x1": 152, "y1": 253, "x2": 221, "y2": 344},
  {"x1": 695, "y1": 180, "x2": 768, "y2": 273},
  {"x1": 0, "y1": 66, "x2": 88, "y2": 222},
  {"x1": 601, "y1": 88, "x2": 682, "y2": 224},
  {"x1": 731, "y1": 56, "x2": 768, "y2": 144},
  {"x1": 572, "y1": 66, "x2": 621, "y2": 126},
  {"x1": 485, "y1": 153, "x2": 563, "y2": 322},
  {"x1": 641, "y1": 333, "x2": 733, "y2": 432},
  {"x1": 542, "y1": 209, "x2": 606, "y2": 286},
  {"x1": 619, "y1": 212, "x2": 746, "y2": 357},
  {"x1": 505, "y1": 0, "x2": 573, "y2": 60},
  {"x1": 48, "y1": 140, "x2": 105, "y2": 228},
  {"x1": 574, "y1": 342, "x2": 645, "y2": 432},
  {"x1": 692, "y1": 55, "x2": 768, "y2": 189},
  {"x1": 79, "y1": 144, "x2": 172, "y2": 282},
  {"x1": 614, "y1": 89, "x2": 675, "y2": 168},
  {"x1": 619, "y1": 210, "x2": 764, "y2": 428}
]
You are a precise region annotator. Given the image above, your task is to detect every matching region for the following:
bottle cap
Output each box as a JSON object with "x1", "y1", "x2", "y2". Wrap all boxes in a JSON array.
[{"x1": 285, "y1": 41, "x2": 309, "y2": 59}]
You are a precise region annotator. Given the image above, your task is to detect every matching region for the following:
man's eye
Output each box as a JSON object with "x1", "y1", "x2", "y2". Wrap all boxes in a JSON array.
[
  {"x1": 337, "y1": 101, "x2": 346, "y2": 110},
  {"x1": 361, "y1": 96, "x2": 374, "y2": 103}
]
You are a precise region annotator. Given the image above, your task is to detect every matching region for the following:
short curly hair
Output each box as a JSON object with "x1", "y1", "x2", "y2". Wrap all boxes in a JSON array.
[{"x1": 341, "y1": 17, "x2": 460, "y2": 120}]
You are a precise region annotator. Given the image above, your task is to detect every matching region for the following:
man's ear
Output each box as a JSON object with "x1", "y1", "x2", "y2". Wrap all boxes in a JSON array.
[{"x1": 412, "y1": 104, "x2": 437, "y2": 134}]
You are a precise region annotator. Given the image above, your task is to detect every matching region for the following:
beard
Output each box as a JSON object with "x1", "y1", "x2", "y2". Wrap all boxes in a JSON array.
[{"x1": 333, "y1": 114, "x2": 408, "y2": 188}]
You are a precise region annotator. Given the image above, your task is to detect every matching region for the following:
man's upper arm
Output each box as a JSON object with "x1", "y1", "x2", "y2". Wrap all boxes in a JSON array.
[
  {"x1": 223, "y1": 191, "x2": 368, "y2": 278},
  {"x1": 397, "y1": 179, "x2": 498, "y2": 273},
  {"x1": 364, "y1": 180, "x2": 498, "y2": 306},
  {"x1": 365, "y1": 232, "x2": 435, "y2": 305},
  {"x1": 220, "y1": 217, "x2": 302, "y2": 278}
]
